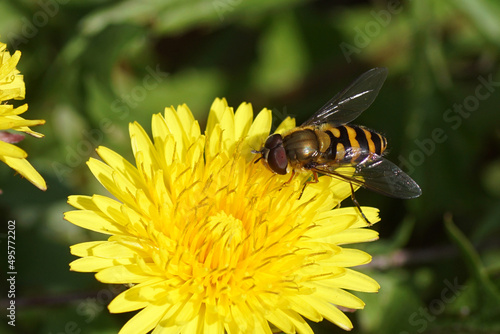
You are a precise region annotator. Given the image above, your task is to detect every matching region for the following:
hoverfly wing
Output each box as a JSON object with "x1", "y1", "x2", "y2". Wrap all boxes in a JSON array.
[
  {"x1": 352, "y1": 156, "x2": 422, "y2": 199},
  {"x1": 302, "y1": 67, "x2": 388, "y2": 126},
  {"x1": 311, "y1": 154, "x2": 421, "y2": 199}
]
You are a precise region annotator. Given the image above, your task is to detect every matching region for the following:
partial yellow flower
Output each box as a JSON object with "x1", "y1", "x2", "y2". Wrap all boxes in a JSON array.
[
  {"x1": 65, "y1": 98, "x2": 380, "y2": 333},
  {"x1": 0, "y1": 41, "x2": 46, "y2": 190}
]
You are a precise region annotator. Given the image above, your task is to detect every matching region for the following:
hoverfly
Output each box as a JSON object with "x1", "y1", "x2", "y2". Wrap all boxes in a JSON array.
[{"x1": 253, "y1": 67, "x2": 421, "y2": 223}]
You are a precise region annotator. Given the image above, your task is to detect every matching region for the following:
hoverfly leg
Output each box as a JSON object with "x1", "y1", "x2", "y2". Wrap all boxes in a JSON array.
[
  {"x1": 298, "y1": 171, "x2": 319, "y2": 200},
  {"x1": 349, "y1": 182, "x2": 372, "y2": 225},
  {"x1": 277, "y1": 170, "x2": 296, "y2": 192},
  {"x1": 284, "y1": 170, "x2": 296, "y2": 185}
]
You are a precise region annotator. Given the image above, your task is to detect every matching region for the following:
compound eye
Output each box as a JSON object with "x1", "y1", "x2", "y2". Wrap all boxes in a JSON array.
[
  {"x1": 268, "y1": 146, "x2": 288, "y2": 175},
  {"x1": 265, "y1": 134, "x2": 283, "y2": 149}
]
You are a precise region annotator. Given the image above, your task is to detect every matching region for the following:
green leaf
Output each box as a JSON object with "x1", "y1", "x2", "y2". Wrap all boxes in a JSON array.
[{"x1": 445, "y1": 217, "x2": 500, "y2": 319}]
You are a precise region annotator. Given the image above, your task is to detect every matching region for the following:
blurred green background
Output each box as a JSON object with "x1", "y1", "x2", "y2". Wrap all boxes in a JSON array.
[{"x1": 1, "y1": 0, "x2": 500, "y2": 333}]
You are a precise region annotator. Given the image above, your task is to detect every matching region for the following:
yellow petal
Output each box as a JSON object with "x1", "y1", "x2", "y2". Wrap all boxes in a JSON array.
[
  {"x1": 312, "y1": 299, "x2": 353, "y2": 331},
  {"x1": 246, "y1": 107, "x2": 272, "y2": 152},
  {"x1": 96, "y1": 264, "x2": 162, "y2": 284},
  {"x1": 70, "y1": 241, "x2": 107, "y2": 257},
  {"x1": 287, "y1": 295, "x2": 322, "y2": 322},
  {"x1": 327, "y1": 228, "x2": 379, "y2": 245},
  {"x1": 87, "y1": 157, "x2": 140, "y2": 207},
  {"x1": 118, "y1": 303, "x2": 168, "y2": 334},
  {"x1": 69, "y1": 256, "x2": 134, "y2": 272},
  {"x1": 206, "y1": 97, "x2": 228, "y2": 136},
  {"x1": 275, "y1": 116, "x2": 296, "y2": 134},
  {"x1": 284, "y1": 310, "x2": 314, "y2": 334},
  {"x1": 151, "y1": 113, "x2": 173, "y2": 166},
  {"x1": 90, "y1": 241, "x2": 140, "y2": 259},
  {"x1": 205, "y1": 123, "x2": 222, "y2": 162},
  {"x1": 67, "y1": 195, "x2": 96, "y2": 210},
  {"x1": 0, "y1": 116, "x2": 45, "y2": 130},
  {"x1": 176, "y1": 104, "x2": 195, "y2": 133},
  {"x1": 0, "y1": 50, "x2": 21, "y2": 79},
  {"x1": 130, "y1": 122, "x2": 160, "y2": 182},
  {"x1": 96, "y1": 146, "x2": 143, "y2": 187},
  {"x1": 313, "y1": 283, "x2": 365, "y2": 309},
  {"x1": 333, "y1": 268, "x2": 380, "y2": 293},
  {"x1": 218, "y1": 103, "x2": 236, "y2": 151},
  {"x1": 0, "y1": 141, "x2": 27, "y2": 158},
  {"x1": 109, "y1": 278, "x2": 165, "y2": 313},
  {"x1": 265, "y1": 308, "x2": 295, "y2": 333},
  {"x1": 234, "y1": 102, "x2": 253, "y2": 141},
  {"x1": 0, "y1": 155, "x2": 46, "y2": 190},
  {"x1": 330, "y1": 248, "x2": 372, "y2": 267},
  {"x1": 64, "y1": 210, "x2": 124, "y2": 235},
  {"x1": 91, "y1": 194, "x2": 129, "y2": 224},
  {"x1": 163, "y1": 106, "x2": 188, "y2": 159},
  {"x1": 0, "y1": 103, "x2": 27, "y2": 116}
]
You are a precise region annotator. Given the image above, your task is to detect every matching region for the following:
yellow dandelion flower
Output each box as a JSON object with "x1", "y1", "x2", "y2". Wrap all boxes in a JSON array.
[
  {"x1": 65, "y1": 98, "x2": 380, "y2": 333},
  {"x1": 0, "y1": 41, "x2": 46, "y2": 190}
]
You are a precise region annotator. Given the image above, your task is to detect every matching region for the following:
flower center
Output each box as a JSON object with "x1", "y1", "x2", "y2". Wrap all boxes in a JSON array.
[
  {"x1": 199, "y1": 212, "x2": 245, "y2": 270},
  {"x1": 206, "y1": 211, "x2": 244, "y2": 249},
  {"x1": 193, "y1": 211, "x2": 247, "y2": 295}
]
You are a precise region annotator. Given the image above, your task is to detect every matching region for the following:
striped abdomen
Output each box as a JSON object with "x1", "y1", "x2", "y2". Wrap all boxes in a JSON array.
[{"x1": 321, "y1": 124, "x2": 387, "y2": 163}]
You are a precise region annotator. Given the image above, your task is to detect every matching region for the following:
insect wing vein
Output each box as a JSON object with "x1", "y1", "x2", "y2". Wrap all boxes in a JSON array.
[
  {"x1": 302, "y1": 67, "x2": 388, "y2": 126},
  {"x1": 312, "y1": 155, "x2": 421, "y2": 199},
  {"x1": 353, "y1": 156, "x2": 421, "y2": 198}
]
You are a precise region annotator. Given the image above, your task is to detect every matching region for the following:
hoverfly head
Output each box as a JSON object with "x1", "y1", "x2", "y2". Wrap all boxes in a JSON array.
[{"x1": 254, "y1": 134, "x2": 287, "y2": 175}]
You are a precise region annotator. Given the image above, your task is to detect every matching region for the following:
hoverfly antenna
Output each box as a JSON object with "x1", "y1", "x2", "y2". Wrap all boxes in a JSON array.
[{"x1": 251, "y1": 146, "x2": 263, "y2": 164}]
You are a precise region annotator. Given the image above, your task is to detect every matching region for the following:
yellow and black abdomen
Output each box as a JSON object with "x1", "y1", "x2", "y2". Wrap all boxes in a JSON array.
[{"x1": 321, "y1": 124, "x2": 387, "y2": 163}]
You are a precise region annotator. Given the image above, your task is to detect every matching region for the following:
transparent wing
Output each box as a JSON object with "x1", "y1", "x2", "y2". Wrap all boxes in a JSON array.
[
  {"x1": 311, "y1": 154, "x2": 422, "y2": 199},
  {"x1": 302, "y1": 67, "x2": 388, "y2": 126}
]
